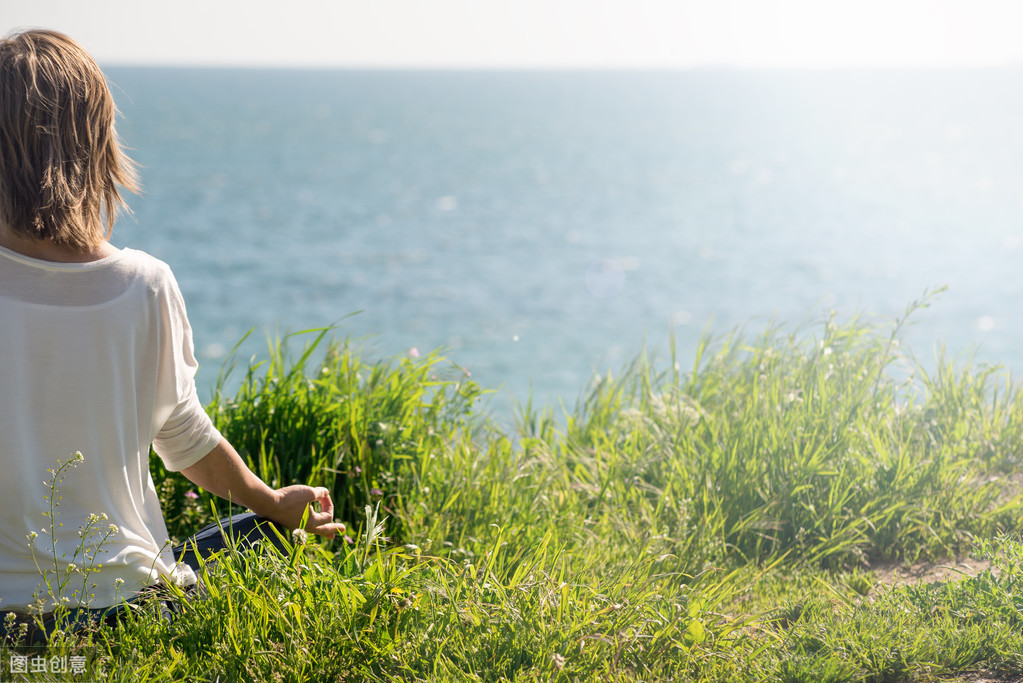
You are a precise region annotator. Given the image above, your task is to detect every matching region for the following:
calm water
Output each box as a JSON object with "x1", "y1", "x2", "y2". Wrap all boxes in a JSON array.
[{"x1": 106, "y1": 67, "x2": 1023, "y2": 417}]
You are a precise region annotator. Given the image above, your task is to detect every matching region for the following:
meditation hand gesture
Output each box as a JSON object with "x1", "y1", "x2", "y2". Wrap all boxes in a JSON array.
[
  {"x1": 182, "y1": 441, "x2": 345, "y2": 540},
  {"x1": 267, "y1": 485, "x2": 345, "y2": 539}
]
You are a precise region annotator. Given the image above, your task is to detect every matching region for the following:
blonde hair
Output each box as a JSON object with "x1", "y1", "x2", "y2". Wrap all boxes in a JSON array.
[{"x1": 0, "y1": 29, "x2": 139, "y2": 252}]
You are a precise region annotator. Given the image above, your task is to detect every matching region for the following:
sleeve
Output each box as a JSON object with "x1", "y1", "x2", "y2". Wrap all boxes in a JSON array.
[{"x1": 150, "y1": 263, "x2": 223, "y2": 472}]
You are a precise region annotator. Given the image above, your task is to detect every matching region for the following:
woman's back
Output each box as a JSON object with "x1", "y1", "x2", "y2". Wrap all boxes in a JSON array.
[{"x1": 0, "y1": 245, "x2": 219, "y2": 611}]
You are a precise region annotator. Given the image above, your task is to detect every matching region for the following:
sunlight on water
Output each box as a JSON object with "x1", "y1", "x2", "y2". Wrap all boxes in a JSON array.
[
  {"x1": 585, "y1": 259, "x2": 626, "y2": 299},
  {"x1": 106, "y1": 67, "x2": 1023, "y2": 415}
]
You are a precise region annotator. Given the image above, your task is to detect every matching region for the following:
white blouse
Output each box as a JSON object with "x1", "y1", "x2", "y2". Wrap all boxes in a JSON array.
[{"x1": 0, "y1": 245, "x2": 222, "y2": 611}]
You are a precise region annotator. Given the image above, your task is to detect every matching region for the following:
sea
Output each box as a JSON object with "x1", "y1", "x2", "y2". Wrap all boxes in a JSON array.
[{"x1": 104, "y1": 66, "x2": 1023, "y2": 420}]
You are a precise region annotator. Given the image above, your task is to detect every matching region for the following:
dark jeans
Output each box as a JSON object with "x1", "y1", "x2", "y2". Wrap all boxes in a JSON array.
[
  {"x1": 173, "y1": 512, "x2": 290, "y2": 570},
  {"x1": 1, "y1": 513, "x2": 289, "y2": 644}
]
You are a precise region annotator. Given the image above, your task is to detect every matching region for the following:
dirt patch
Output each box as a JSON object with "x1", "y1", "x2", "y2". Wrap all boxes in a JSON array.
[
  {"x1": 867, "y1": 555, "x2": 994, "y2": 591},
  {"x1": 862, "y1": 470, "x2": 1023, "y2": 592},
  {"x1": 939, "y1": 672, "x2": 1023, "y2": 683}
]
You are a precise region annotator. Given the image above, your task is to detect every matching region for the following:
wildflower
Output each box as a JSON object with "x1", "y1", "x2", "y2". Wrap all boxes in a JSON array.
[
  {"x1": 343, "y1": 535, "x2": 354, "y2": 545},
  {"x1": 369, "y1": 488, "x2": 384, "y2": 497},
  {"x1": 408, "y1": 347, "x2": 420, "y2": 358},
  {"x1": 552, "y1": 653, "x2": 566, "y2": 670},
  {"x1": 113, "y1": 578, "x2": 124, "y2": 587},
  {"x1": 184, "y1": 490, "x2": 199, "y2": 500},
  {"x1": 291, "y1": 528, "x2": 309, "y2": 545},
  {"x1": 26, "y1": 531, "x2": 38, "y2": 541},
  {"x1": 164, "y1": 564, "x2": 195, "y2": 589},
  {"x1": 66, "y1": 563, "x2": 78, "y2": 573},
  {"x1": 107, "y1": 524, "x2": 119, "y2": 535}
]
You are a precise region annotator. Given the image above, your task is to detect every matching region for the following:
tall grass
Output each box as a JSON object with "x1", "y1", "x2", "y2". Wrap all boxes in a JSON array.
[
  {"x1": 15, "y1": 297, "x2": 1023, "y2": 681},
  {"x1": 403, "y1": 290, "x2": 1023, "y2": 576},
  {"x1": 186, "y1": 295, "x2": 1023, "y2": 574},
  {"x1": 155, "y1": 329, "x2": 487, "y2": 542}
]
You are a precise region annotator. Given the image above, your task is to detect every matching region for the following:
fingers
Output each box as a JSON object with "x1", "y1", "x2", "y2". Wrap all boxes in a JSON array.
[
  {"x1": 305, "y1": 488, "x2": 341, "y2": 539},
  {"x1": 311, "y1": 521, "x2": 346, "y2": 540},
  {"x1": 274, "y1": 485, "x2": 344, "y2": 539},
  {"x1": 307, "y1": 518, "x2": 345, "y2": 539},
  {"x1": 314, "y1": 488, "x2": 335, "y2": 517}
]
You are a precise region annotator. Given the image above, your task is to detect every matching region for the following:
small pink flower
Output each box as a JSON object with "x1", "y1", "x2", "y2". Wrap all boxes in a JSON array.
[
  {"x1": 370, "y1": 488, "x2": 384, "y2": 497},
  {"x1": 408, "y1": 347, "x2": 420, "y2": 358},
  {"x1": 184, "y1": 490, "x2": 199, "y2": 500}
]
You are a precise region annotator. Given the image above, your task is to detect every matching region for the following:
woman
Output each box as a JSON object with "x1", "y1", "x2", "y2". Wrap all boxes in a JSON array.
[{"x1": 0, "y1": 29, "x2": 342, "y2": 627}]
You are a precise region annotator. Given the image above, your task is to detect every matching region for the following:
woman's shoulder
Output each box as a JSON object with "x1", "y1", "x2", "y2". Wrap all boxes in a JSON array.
[
  {"x1": 117, "y1": 247, "x2": 176, "y2": 279},
  {"x1": 111, "y1": 248, "x2": 184, "y2": 299}
]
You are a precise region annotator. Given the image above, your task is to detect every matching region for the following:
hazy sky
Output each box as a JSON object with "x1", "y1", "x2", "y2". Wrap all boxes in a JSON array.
[{"x1": 2, "y1": 0, "x2": 1023, "y2": 69}]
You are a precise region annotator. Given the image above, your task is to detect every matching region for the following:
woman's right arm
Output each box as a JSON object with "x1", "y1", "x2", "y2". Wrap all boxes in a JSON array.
[{"x1": 180, "y1": 438, "x2": 343, "y2": 539}]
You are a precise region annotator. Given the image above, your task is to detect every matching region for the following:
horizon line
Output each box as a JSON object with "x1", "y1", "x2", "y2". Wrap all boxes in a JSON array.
[{"x1": 97, "y1": 60, "x2": 1023, "y2": 72}]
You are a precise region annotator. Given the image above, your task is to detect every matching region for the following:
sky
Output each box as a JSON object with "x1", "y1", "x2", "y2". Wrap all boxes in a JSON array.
[{"x1": 2, "y1": 0, "x2": 1023, "y2": 69}]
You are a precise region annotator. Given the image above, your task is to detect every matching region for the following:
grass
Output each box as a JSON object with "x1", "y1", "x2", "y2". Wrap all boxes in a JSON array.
[{"x1": 7, "y1": 291, "x2": 1023, "y2": 681}]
